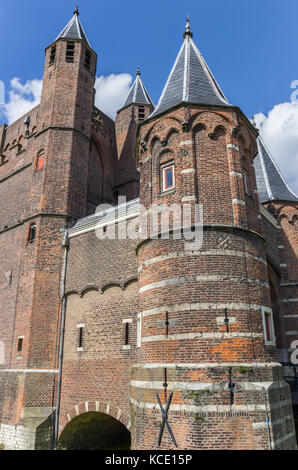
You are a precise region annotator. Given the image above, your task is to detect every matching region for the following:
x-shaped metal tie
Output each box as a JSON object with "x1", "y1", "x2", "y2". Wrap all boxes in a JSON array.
[{"x1": 156, "y1": 391, "x2": 178, "y2": 447}]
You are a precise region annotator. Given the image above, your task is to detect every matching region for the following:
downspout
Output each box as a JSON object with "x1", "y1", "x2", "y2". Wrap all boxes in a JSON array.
[{"x1": 54, "y1": 228, "x2": 69, "y2": 450}]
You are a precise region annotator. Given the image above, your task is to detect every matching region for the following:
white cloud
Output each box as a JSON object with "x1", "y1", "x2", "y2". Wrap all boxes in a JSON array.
[
  {"x1": 0, "y1": 77, "x2": 42, "y2": 124},
  {"x1": 254, "y1": 102, "x2": 298, "y2": 195},
  {"x1": 0, "y1": 73, "x2": 133, "y2": 125},
  {"x1": 94, "y1": 73, "x2": 132, "y2": 119}
]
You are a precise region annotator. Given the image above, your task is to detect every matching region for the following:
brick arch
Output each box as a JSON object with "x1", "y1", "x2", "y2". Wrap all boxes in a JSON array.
[
  {"x1": 190, "y1": 110, "x2": 232, "y2": 135},
  {"x1": 59, "y1": 400, "x2": 131, "y2": 437},
  {"x1": 144, "y1": 116, "x2": 182, "y2": 144}
]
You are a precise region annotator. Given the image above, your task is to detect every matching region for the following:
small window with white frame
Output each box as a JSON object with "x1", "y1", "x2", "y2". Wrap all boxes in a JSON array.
[
  {"x1": 161, "y1": 163, "x2": 175, "y2": 192},
  {"x1": 137, "y1": 313, "x2": 142, "y2": 348},
  {"x1": 261, "y1": 307, "x2": 276, "y2": 346}
]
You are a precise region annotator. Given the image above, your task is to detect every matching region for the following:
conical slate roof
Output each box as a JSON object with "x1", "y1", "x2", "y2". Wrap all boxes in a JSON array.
[
  {"x1": 56, "y1": 6, "x2": 91, "y2": 47},
  {"x1": 254, "y1": 136, "x2": 298, "y2": 203},
  {"x1": 150, "y1": 19, "x2": 230, "y2": 119},
  {"x1": 121, "y1": 68, "x2": 153, "y2": 109}
]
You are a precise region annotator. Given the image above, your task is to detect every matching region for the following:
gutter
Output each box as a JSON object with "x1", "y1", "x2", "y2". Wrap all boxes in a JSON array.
[{"x1": 54, "y1": 229, "x2": 69, "y2": 450}]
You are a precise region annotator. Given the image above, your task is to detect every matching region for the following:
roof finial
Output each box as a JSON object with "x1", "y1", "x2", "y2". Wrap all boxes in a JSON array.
[
  {"x1": 183, "y1": 16, "x2": 193, "y2": 38},
  {"x1": 136, "y1": 66, "x2": 141, "y2": 76},
  {"x1": 74, "y1": 5, "x2": 79, "y2": 16}
]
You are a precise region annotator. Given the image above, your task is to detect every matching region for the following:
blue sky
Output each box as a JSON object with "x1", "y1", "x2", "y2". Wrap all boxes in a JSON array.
[{"x1": 0, "y1": 0, "x2": 298, "y2": 192}]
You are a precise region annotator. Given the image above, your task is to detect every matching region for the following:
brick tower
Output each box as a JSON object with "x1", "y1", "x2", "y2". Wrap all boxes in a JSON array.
[
  {"x1": 115, "y1": 68, "x2": 154, "y2": 201},
  {"x1": 0, "y1": 8, "x2": 97, "y2": 449},
  {"x1": 133, "y1": 19, "x2": 297, "y2": 450},
  {"x1": 254, "y1": 136, "x2": 298, "y2": 399}
]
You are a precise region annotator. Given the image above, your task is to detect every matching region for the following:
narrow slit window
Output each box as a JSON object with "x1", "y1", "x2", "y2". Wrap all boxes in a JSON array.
[
  {"x1": 123, "y1": 319, "x2": 132, "y2": 349},
  {"x1": 124, "y1": 323, "x2": 129, "y2": 345},
  {"x1": 49, "y1": 45, "x2": 56, "y2": 66},
  {"x1": 17, "y1": 337, "x2": 23, "y2": 353},
  {"x1": 84, "y1": 49, "x2": 91, "y2": 70},
  {"x1": 66, "y1": 42, "x2": 75, "y2": 62},
  {"x1": 243, "y1": 170, "x2": 250, "y2": 195},
  {"x1": 78, "y1": 327, "x2": 84, "y2": 348},
  {"x1": 261, "y1": 307, "x2": 276, "y2": 346},
  {"x1": 137, "y1": 314, "x2": 142, "y2": 348},
  {"x1": 28, "y1": 223, "x2": 36, "y2": 244},
  {"x1": 162, "y1": 164, "x2": 175, "y2": 192}
]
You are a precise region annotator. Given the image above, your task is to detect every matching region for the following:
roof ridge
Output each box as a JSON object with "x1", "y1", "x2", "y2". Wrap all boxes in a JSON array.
[
  {"x1": 190, "y1": 37, "x2": 228, "y2": 105},
  {"x1": 258, "y1": 136, "x2": 298, "y2": 200}
]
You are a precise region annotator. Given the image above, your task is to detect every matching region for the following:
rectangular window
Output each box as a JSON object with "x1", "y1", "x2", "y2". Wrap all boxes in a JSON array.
[
  {"x1": 122, "y1": 319, "x2": 132, "y2": 350},
  {"x1": 49, "y1": 45, "x2": 56, "y2": 66},
  {"x1": 137, "y1": 313, "x2": 142, "y2": 348},
  {"x1": 138, "y1": 106, "x2": 145, "y2": 122},
  {"x1": 36, "y1": 150, "x2": 45, "y2": 171},
  {"x1": 66, "y1": 42, "x2": 75, "y2": 62},
  {"x1": 77, "y1": 324, "x2": 85, "y2": 351},
  {"x1": 28, "y1": 223, "x2": 36, "y2": 243},
  {"x1": 261, "y1": 307, "x2": 276, "y2": 346},
  {"x1": 17, "y1": 337, "x2": 24, "y2": 353},
  {"x1": 243, "y1": 170, "x2": 250, "y2": 195},
  {"x1": 124, "y1": 323, "x2": 129, "y2": 345},
  {"x1": 162, "y1": 164, "x2": 175, "y2": 192},
  {"x1": 84, "y1": 49, "x2": 91, "y2": 70}
]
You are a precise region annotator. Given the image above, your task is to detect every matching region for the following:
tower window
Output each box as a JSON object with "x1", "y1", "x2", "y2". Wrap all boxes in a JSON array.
[
  {"x1": 49, "y1": 45, "x2": 56, "y2": 66},
  {"x1": 77, "y1": 324, "x2": 85, "y2": 351},
  {"x1": 162, "y1": 164, "x2": 175, "y2": 192},
  {"x1": 28, "y1": 223, "x2": 36, "y2": 244},
  {"x1": 84, "y1": 49, "x2": 91, "y2": 70},
  {"x1": 243, "y1": 170, "x2": 250, "y2": 195},
  {"x1": 123, "y1": 319, "x2": 132, "y2": 349},
  {"x1": 137, "y1": 313, "x2": 142, "y2": 348},
  {"x1": 66, "y1": 42, "x2": 75, "y2": 62},
  {"x1": 36, "y1": 150, "x2": 45, "y2": 171},
  {"x1": 261, "y1": 307, "x2": 276, "y2": 346},
  {"x1": 17, "y1": 337, "x2": 24, "y2": 353},
  {"x1": 138, "y1": 106, "x2": 145, "y2": 122}
]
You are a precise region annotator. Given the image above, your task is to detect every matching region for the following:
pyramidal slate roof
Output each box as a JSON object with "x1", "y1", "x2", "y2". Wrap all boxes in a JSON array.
[
  {"x1": 149, "y1": 19, "x2": 230, "y2": 119},
  {"x1": 121, "y1": 68, "x2": 153, "y2": 109},
  {"x1": 56, "y1": 6, "x2": 91, "y2": 47},
  {"x1": 254, "y1": 135, "x2": 298, "y2": 203}
]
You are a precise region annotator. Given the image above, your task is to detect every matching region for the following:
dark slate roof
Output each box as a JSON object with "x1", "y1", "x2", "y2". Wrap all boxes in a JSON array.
[
  {"x1": 149, "y1": 19, "x2": 230, "y2": 119},
  {"x1": 56, "y1": 8, "x2": 91, "y2": 47},
  {"x1": 121, "y1": 69, "x2": 153, "y2": 109},
  {"x1": 255, "y1": 137, "x2": 298, "y2": 203}
]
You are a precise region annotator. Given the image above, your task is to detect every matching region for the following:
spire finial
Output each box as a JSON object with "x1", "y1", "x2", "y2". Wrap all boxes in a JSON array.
[
  {"x1": 136, "y1": 66, "x2": 141, "y2": 77},
  {"x1": 74, "y1": 5, "x2": 79, "y2": 16},
  {"x1": 183, "y1": 16, "x2": 193, "y2": 38}
]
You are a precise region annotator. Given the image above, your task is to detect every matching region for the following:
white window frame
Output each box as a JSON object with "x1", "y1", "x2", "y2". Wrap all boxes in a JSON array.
[
  {"x1": 137, "y1": 313, "x2": 142, "y2": 348},
  {"x1": 261, "y1": 306, "x2": 276, "y2": 346},
  {"x1": 162, "y1": 163, "x2": 175, "y2": 192}
]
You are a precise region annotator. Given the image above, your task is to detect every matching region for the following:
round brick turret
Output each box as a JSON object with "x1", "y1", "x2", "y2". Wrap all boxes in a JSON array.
[{"x1": 132, "y1": 104, "x2": 297, "y2": 450}]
